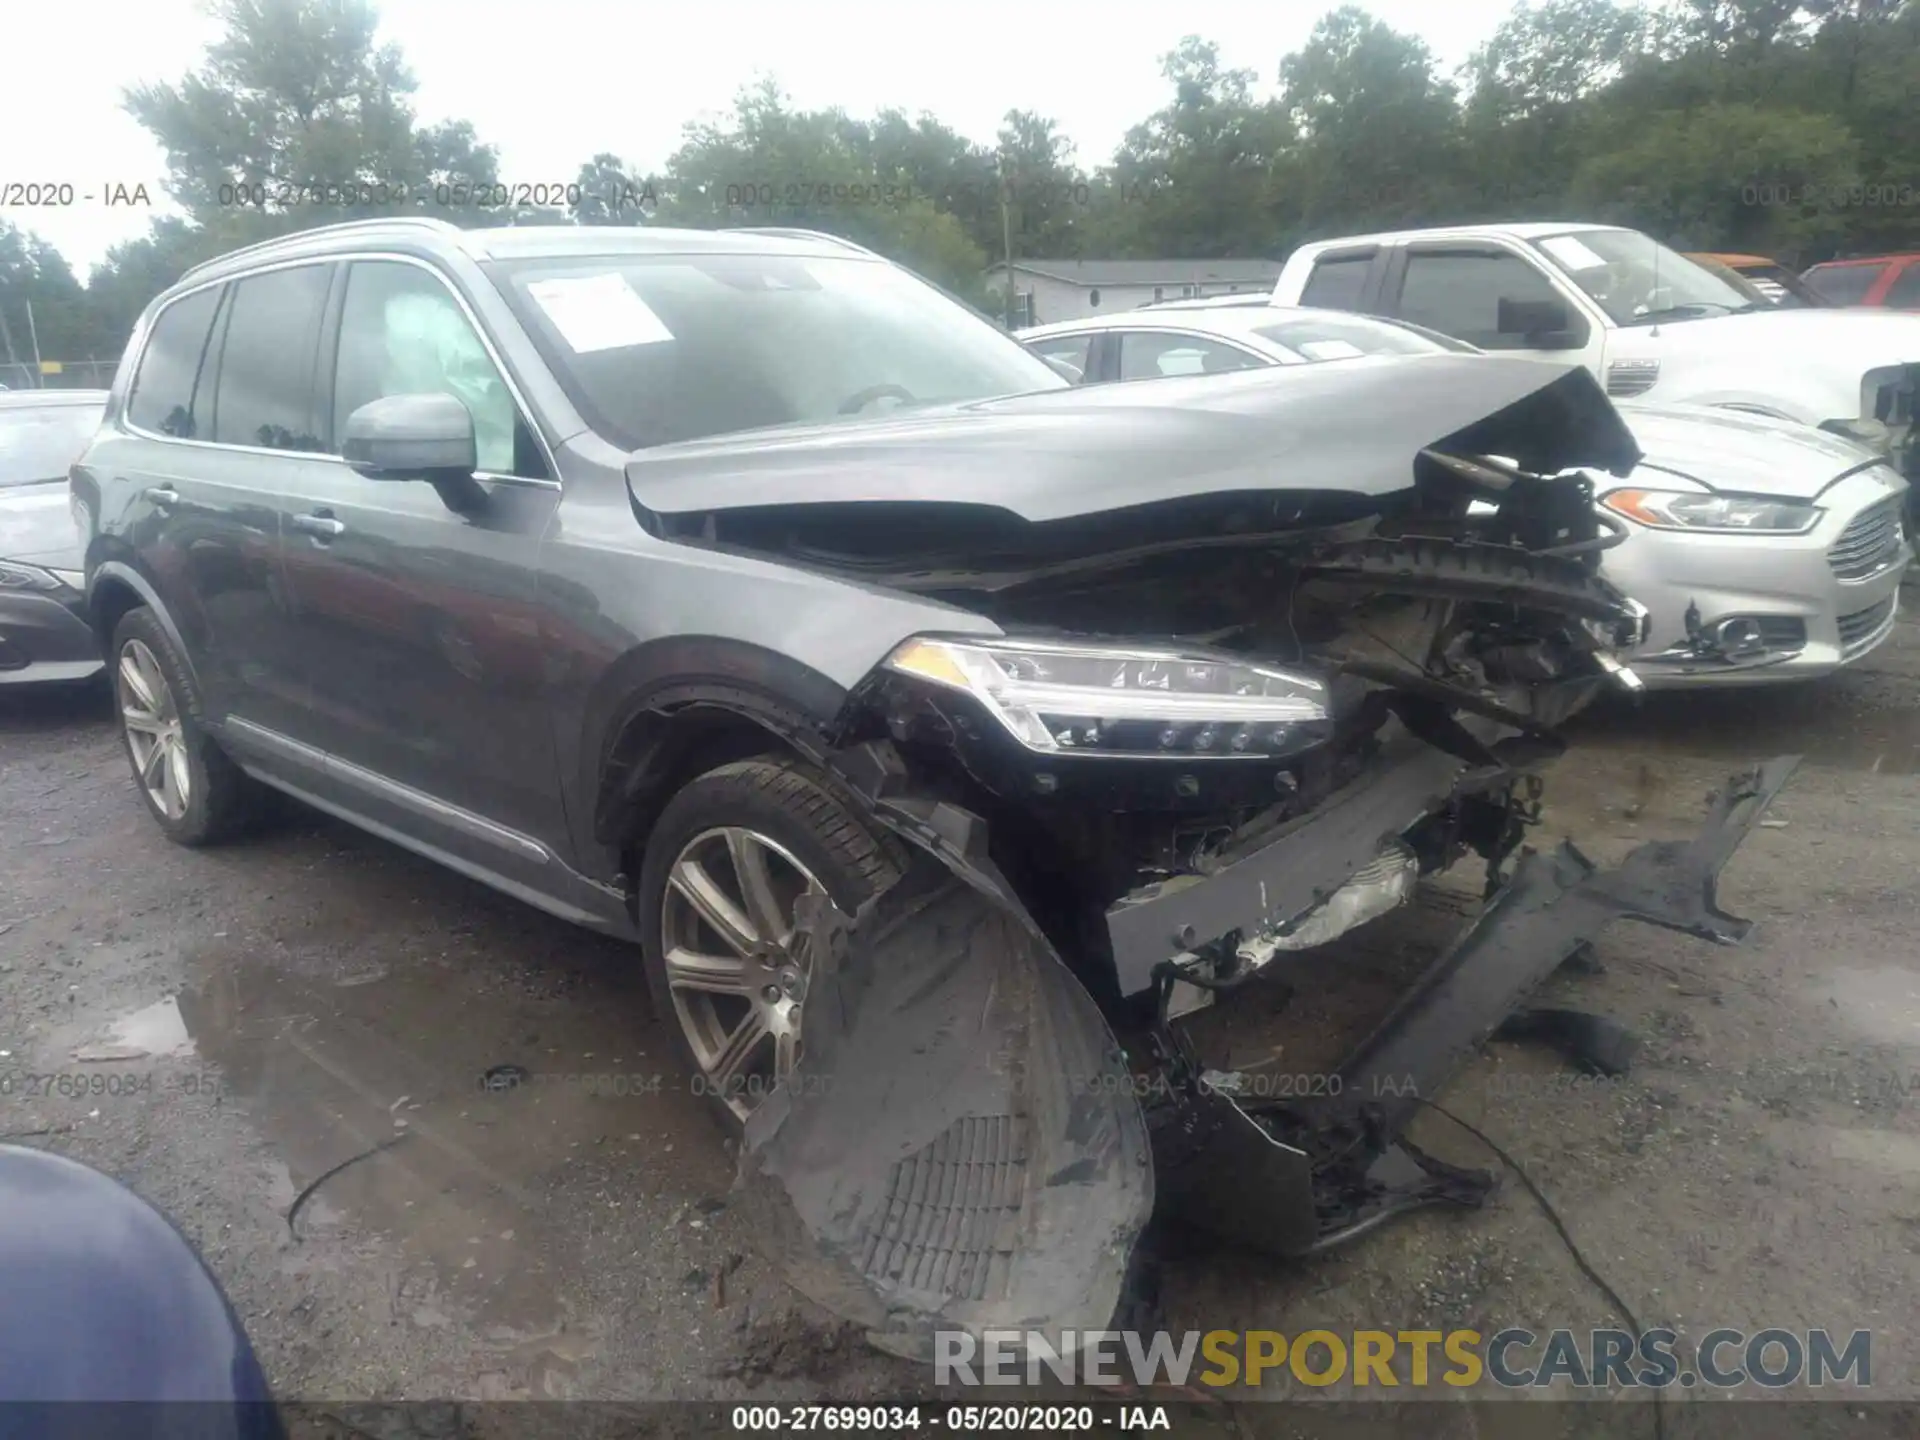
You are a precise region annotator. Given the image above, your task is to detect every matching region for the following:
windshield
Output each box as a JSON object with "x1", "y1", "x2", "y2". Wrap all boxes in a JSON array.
[
  {"x1": 0, "y1": 401, "x2": 105, "y2": 488},
  {"x1": 494, "y1": 252, "x2": 1068, "y2": 450},
  {"x1": 1530, "y1": 229, "x2": 1755, "y2": 325},
  {"x1": 1249, "y1": 313, "x2": 1456, "y2": 361}
]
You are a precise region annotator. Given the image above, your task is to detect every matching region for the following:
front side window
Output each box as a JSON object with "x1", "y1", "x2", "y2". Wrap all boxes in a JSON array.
[
  {"x1": 212, "y1": 264, "x2": 331, "y2": 452},
  {"x1": 1398, "y1": 250, "x2": 1568, "y2": 349},
  {"x1": 1025, "y1": 333, "x2": 1093, "y2": 383},
  {"x1": 333, "y1": 261, "x2": 525, "y2": 475},
  {"x1": 1531, "y1": 229, "x2": 1753, "y2": 326},
  {"x1": 495, "y1": 252, "x2": 1066, "y2": 450},
  {"x1": 1114, "y1": 332, "x2": 1262, "y2": 380},
  {"x1": 0, "y1": 402, "x2": 107, "y2": 487},
  {"x1": 128, "y1": 285, "x2": 222, "y2": 440},
  {"x1": 1802, "y1": 262, "x2": 1886, "y2": 306}
]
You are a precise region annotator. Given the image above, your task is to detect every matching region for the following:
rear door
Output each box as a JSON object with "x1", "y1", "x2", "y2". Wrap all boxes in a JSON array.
[
  {"x1": 276, "y1": 255, "x2": 567, "y2": 880},
  {"x1": 117, "y1": 272, "x2": 321, "y2": 738}
]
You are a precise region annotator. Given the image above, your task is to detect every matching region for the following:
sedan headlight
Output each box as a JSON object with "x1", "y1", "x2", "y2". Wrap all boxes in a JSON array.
[
  {"x1": 884, "y1": 636, "x2": 1330, "y2": 759},
  {"x1": 0, "y1": 560, "x2": 73, "y2": 592},
  {"x1": 1598, "y1": 489, "x2": 1821, "y2": 534}
]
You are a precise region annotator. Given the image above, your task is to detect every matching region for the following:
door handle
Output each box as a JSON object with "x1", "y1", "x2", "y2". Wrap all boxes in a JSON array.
[
  {"x1": 144, "y1": 486, "x2": 180, "y2": 509},
  {"x1": 291, "y1": 512, "x2": 346, "y2": 539}
]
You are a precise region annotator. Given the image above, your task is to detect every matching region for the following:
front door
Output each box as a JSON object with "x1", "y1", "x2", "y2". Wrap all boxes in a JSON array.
[{"x1": 276, "y1": 256, "x2": 569, "y2": 885}]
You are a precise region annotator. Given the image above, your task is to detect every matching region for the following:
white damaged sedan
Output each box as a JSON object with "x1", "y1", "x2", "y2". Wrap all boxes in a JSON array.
[{"x1": 1020, "y1": 299, "x2": 1909, "y2": 689}]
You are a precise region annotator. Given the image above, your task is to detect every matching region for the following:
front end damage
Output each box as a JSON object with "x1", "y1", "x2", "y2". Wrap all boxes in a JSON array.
[{"x1": 642, "y1": 362, "x2": 1799, "y2": 1357}]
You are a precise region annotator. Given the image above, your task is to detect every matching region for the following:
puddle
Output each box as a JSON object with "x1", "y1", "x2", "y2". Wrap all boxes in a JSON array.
[
  {"x1": 169, "y1": 934, "x2": 729, "y2": 1336},
  {"x1": 1819, "y1": 966, "x2": 1920, "y2": 1049}
]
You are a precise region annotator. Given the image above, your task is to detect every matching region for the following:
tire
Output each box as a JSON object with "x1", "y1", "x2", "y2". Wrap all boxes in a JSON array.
[
  {"x1": 110, "y1": 606, "x2": 270, "y2": 846},
  {"x1": 636, "y1": 755, "x2": 903, "y2": 1134}
]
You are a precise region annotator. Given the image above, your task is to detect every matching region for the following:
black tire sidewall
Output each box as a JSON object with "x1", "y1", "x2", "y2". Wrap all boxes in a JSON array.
[{"x1": 635, "y1": 758, "x2": 894, "y2": 1133}]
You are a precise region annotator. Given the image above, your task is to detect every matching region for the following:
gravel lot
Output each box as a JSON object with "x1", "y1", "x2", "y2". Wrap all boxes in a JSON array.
[{"x1": 4, "y1": 607, "x2": 1919, "y2": 1426}]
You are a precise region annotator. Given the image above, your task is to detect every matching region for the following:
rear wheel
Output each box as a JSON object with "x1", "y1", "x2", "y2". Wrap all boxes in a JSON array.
[
  {"x1": 111, "y1": 607, "x2": 270, "y2": 846},
  {"x1": 636, "y1": 757, "x2": 902, "y2": 1132}
]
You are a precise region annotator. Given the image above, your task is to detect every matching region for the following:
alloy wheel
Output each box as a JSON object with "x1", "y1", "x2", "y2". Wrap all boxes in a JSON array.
[
  {"x1": 659, "y1": 826, "x2": 828, "y2": 1121},
  {"x1": 118, "y1": 638, "x2": 190, "y2": 821}
]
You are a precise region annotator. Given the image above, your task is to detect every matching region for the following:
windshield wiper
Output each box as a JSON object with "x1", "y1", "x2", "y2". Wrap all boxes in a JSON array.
[{"x1": 1620, "y1": 302, "x2": 1737, "y2": 327}]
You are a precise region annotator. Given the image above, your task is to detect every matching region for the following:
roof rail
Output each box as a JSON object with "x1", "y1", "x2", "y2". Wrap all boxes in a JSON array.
[
  {"x1": 176, "y1": 215, "x2": 465, "y2": 285},
  {"x1": 725, "y1": 226, "x2": 879, "y2": 258}
]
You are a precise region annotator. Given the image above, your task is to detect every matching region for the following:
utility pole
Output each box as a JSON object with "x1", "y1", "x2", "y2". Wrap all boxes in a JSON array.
[
  {"x1": 25, "y1": 299, "x2": 43, "y2": 388},
  {"x1": 0, "y1": 300, "x2": 20, "y2": 386},
  {"x1": 1001, "y1": 151, "x2": 1016, "y2": 330}
]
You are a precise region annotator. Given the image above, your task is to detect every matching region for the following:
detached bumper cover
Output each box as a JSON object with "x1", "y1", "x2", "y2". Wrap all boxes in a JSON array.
[
  {"x1": 1161, "y1": 753, "x2": 1800, "y2": 1257},
  {"x1": 742, "y1": 740, "x2": 1795, "y2": 1350}
]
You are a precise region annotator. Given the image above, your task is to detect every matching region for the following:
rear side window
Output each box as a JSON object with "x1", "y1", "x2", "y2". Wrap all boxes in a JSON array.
[
  {"x1": 211, "y1": 263, "x2": 331, "y2": 452},
  {"x1": 128, "y1": 286, "x2": 222, "y2": 439},
  {"x1": 1300, "y1": 255, "x2": 1372, "y2": 311},
  {"x1": 1881, "y1": 263, "x2": 1920, "y2": 310},
  {"x1": 1804, "y1": 262, "x2": 1886, "y2": 305}
]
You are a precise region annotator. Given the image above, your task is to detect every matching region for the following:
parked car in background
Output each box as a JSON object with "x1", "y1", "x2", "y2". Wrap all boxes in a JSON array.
[
  {"x1": 1684, "y1": 252, "x2": 1828, "y2": 308},
  {"x1": 1801, "y1": 253, "x2": 1920, "y2": 310},
  {"x1": 0, "y1": 388, "x2": 108, "y2": 683},
  {"x1": 71, "y1": 218, "x2": 1790, "y2": 1357},
  {"x1": 1270, "y1": 225, "x2": 1920, "y2": 538},
  {"x1": 1021, "y1": 300, "x2": 1908, "y2": 686}
]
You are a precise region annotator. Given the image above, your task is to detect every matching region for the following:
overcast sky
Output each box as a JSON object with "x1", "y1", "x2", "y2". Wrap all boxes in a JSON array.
[{"x1": 6, "y1": 0, "x2": 1518, "y2": 277}]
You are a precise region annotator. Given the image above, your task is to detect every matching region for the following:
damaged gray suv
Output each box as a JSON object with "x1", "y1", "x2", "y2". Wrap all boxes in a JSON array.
[{"x1": 73, "y1": 219, "x2": 1794, "y2": 1357}]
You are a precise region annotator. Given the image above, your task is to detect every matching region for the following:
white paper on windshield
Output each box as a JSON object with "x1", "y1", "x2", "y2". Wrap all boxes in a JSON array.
[
  {"x1": 1538, "y1": 235, "x2": 1607, "y2": 271},
  {"x1": 1298, "y1": 339, "x2": 1366, "y2": 361},
  {"x1": 525, "y1": 274, "x2": 674, "y2": 353}
]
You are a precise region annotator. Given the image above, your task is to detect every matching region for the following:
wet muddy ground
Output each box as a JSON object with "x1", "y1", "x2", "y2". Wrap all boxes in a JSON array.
[{"x1": 4, "y1": 609, "x2": 1919, "y2": 1422}]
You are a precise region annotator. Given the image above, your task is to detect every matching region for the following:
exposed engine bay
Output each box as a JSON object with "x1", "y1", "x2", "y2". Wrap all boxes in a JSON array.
[{"x1": 625, "y1": 358, "x2": 1795, "y2": 1363}]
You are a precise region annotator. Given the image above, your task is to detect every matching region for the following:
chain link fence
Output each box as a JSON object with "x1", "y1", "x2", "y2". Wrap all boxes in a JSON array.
[{"x1": 0, "y1": 361, "x2": 118, "y2": 392}]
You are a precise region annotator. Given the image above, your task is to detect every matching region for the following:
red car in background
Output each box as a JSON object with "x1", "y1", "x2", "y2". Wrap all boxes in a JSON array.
[{"x1": 1801, "y1": 253, "x2": 1920, "y2": 309}]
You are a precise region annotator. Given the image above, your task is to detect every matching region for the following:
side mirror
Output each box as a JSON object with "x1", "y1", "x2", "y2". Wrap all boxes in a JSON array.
[
  {"x1": 342, "y1": 393, "x2": 486, "y2": 512},
  {"x1": 1496, "y1": 296, "x2": 1584, "y2": 350}
]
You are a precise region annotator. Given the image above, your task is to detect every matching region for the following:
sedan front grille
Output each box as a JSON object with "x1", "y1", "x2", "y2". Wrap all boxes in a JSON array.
[
  {"x1": 1837, "y1": 594, "x2": 1898, "y2": 656},
  {"x1": 1828, "y1": 497, "x2": 1906, "y2": 581}
]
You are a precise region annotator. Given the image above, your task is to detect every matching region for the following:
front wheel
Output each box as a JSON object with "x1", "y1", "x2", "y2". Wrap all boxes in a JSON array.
[{"x1": 635, "y1": 757, "x2": 902, "y2": 1132}]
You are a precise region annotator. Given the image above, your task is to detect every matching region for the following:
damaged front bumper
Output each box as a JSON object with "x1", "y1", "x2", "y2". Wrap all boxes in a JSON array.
[{"x1": 736, "y1": 738, "x2": 1798, "y2": 1357}]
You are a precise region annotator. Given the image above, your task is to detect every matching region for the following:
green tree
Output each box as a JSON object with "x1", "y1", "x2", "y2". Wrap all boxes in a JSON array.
[
  {"x1": 1096, "y1": 38, "x2": 1295, "y2": 258},
  {"x1": 1280, "y1": 8, "x2": 1467, "y2": 230},
  {"x1": 1569, "y1": 99, "x2": 1863, "y2": 251},
  {"x1": 0, "y1": 221, "x2": 107, "y2": 375},
  {"x1": 651, "y1": 80, "x2": 989, "y2": 295}
]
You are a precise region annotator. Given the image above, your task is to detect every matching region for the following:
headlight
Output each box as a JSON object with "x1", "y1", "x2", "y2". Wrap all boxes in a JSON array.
[
  {"x1": 884, "y1": 636, "x2": 1330, "y2": 759},
  {"x1": 1821, "y1": 417, "x2": 1894, "y2": 453},
  {"x1": 1598, "y1": 489, "x2": 1821, "y2": 534},
  {"x1": 0, "y1": 560, "x2": 70, "y2": 592}
]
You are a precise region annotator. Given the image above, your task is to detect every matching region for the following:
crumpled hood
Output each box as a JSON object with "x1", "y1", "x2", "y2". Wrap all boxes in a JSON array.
[
  {"x1": 0, "y1": 481, "x2": 82, "y2": 568},
  {"x1": 1619, "y1": 401, "x2": 1890, "y2": 499},
  {"x1": 625, "y1": 353, "x2": 1642, "y2": 525}
]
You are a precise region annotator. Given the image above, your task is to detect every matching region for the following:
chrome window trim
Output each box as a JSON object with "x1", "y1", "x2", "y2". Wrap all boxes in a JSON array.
[{"x1": 120, "y1": 250, "x2": 562, "y2": 488}]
